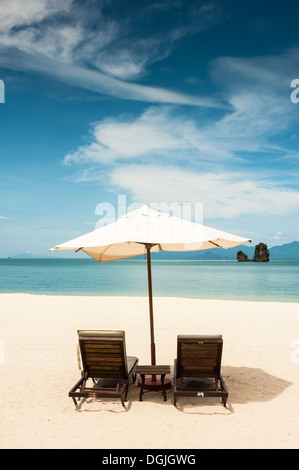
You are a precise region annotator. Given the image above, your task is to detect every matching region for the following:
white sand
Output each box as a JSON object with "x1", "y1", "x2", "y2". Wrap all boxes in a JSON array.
[{"x1": 0, "y1": 293, "x2": 298, "y2": 449}]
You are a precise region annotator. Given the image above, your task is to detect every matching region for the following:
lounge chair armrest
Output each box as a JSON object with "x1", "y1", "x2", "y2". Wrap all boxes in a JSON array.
[
  {"x1": 127, "y1": 357, "x2": 139, "y2": 382},
  {"x1": 77, "y1": 344, "x2": 82, "y2": 370}
]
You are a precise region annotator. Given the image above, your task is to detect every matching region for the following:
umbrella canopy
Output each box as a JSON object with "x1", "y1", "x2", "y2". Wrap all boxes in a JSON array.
[
  {"x1": 50, "y1": 204, "x2": 251, "y2": 386},
  {"x1": 50, "y1": 204, "x2": 251, "y2": 261}
]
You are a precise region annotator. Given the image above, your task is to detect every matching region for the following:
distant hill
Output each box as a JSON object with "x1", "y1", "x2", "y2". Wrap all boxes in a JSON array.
[
  {"x1": 268, "y1": 241, "x2": 299, "y2": 259},
  {"x1": 10, "y1": 253, "x2": 38, "y2": 258},
  {"x1": 9, "y1": 241, "x2": 299, "y2": 260},
  {"x1": 151, "y1": 245, "x2": 253, "y2": 260},
  {"x1": 10, "y1": 251, "x2": 88, "y2": 259},
  {"x1": 151, "y1": 241, "x2": 299, "y2": 260}
]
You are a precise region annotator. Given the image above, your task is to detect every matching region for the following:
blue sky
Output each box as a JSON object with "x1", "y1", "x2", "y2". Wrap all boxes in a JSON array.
[{"x1": 0, "y1": 0, "x2": 299, "y2": 257}]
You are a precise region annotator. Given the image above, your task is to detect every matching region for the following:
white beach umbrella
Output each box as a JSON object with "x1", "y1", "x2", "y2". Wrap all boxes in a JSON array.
[{"x1": 50, "y1": 204, "x2": 251, "y2": 389}]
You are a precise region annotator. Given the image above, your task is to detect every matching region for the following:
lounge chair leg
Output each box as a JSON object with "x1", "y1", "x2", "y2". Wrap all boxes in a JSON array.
[
  {"x1": 72, "y1": 397, "x2": 77, "y2": 406},
  {"x1": 124, "y1": 383, "x2": 129, "y2": 402},
  {"x1": 139, "y1": 374, "x2": 145, "y2": 401},
  {"x1": 161, "y1": 374, "x2": 167, "y2": 401},
  {"x1": 173, "y1": 360, "x2": 177, "y2": 406},
  {"x1": 121, "y1": 393, "x2": 125, "y2": 407},
  {"x1": 81, "y1": 372, "x2": 88, "y2": 392}
]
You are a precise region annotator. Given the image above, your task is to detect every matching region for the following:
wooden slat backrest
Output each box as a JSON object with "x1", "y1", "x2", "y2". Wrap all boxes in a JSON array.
[
  {"x1": 78, "y1": 330, "x2": 128, "y2": 379},
  {"x1": 176, "y1": 335, "x2": 223, "y2": 379}
]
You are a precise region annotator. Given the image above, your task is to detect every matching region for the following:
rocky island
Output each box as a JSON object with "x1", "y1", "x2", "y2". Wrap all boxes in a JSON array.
[{"x1": 237, "y1": 243, "x2": 270, "y2": 262}]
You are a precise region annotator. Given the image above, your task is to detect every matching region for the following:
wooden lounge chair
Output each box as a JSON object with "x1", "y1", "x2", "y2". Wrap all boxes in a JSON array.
[
  {"x1": 69, "y1": 330, "x2": 138, "y2": 407},
  {"x1": 173, "y1": 335, "x2": 228, "y2": 407}
]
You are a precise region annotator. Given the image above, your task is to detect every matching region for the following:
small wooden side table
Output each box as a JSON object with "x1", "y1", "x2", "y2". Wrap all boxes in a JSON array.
[{"x1": 135, "y1": 365, "x2": 171, "y2": 401}]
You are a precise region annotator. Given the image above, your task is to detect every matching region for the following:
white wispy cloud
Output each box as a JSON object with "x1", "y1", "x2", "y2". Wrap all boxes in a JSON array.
[
  {"x1": 110, "y1": 164, "x2": 299, "y2": 219},
  {"x1": 211, "y1": 48, "x2": 299, "y2": 91},
  {"x1": 0, "y1": 0, "x2": 72, "y2": 31},
  {"x1": 210, "y1": 48, "x2": 299, "y2": 131},
  {"x1": 92, "y1": 1, "x2": 223, "y2": 80},
  {"x1": 64, "y1": 107, "x2": 199, "y2": 164},
  {"x1": 63, "y1": 92, "x2": 288, "y2": 166},
  {"x1": 272, "y1": 231, "x2": 284, "y2": 240},
  {"x1": 0, "y1": 0, "x2": 224, "y2": 107},
  {"x1": 1, "y1": 48, "x2": 220, "y2": 106}
]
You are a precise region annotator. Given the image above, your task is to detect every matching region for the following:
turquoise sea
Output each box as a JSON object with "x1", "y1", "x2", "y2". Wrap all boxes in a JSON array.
[{"x1": 0, "y1": 258, "x2": 298, "y2": 302}]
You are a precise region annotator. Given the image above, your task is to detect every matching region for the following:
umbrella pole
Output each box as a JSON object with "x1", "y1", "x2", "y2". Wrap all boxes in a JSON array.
[
  {"x1": 146, "y1": 245, "x2": 156, "y2": 380},
  {"x1": 146, "y1": 245, "x2": 156, "y2": 373},
  {"x1": 139, "y1": 244, "x2": 171, "y2": 392}
]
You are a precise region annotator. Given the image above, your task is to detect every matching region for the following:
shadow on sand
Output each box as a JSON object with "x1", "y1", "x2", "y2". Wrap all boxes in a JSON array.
[
  {"x1": 172, "y1": 365, "x2": 293, "y2": 414},
  {"x1": 71, "y1": 365, "x2": 292, "y2": 414}
]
